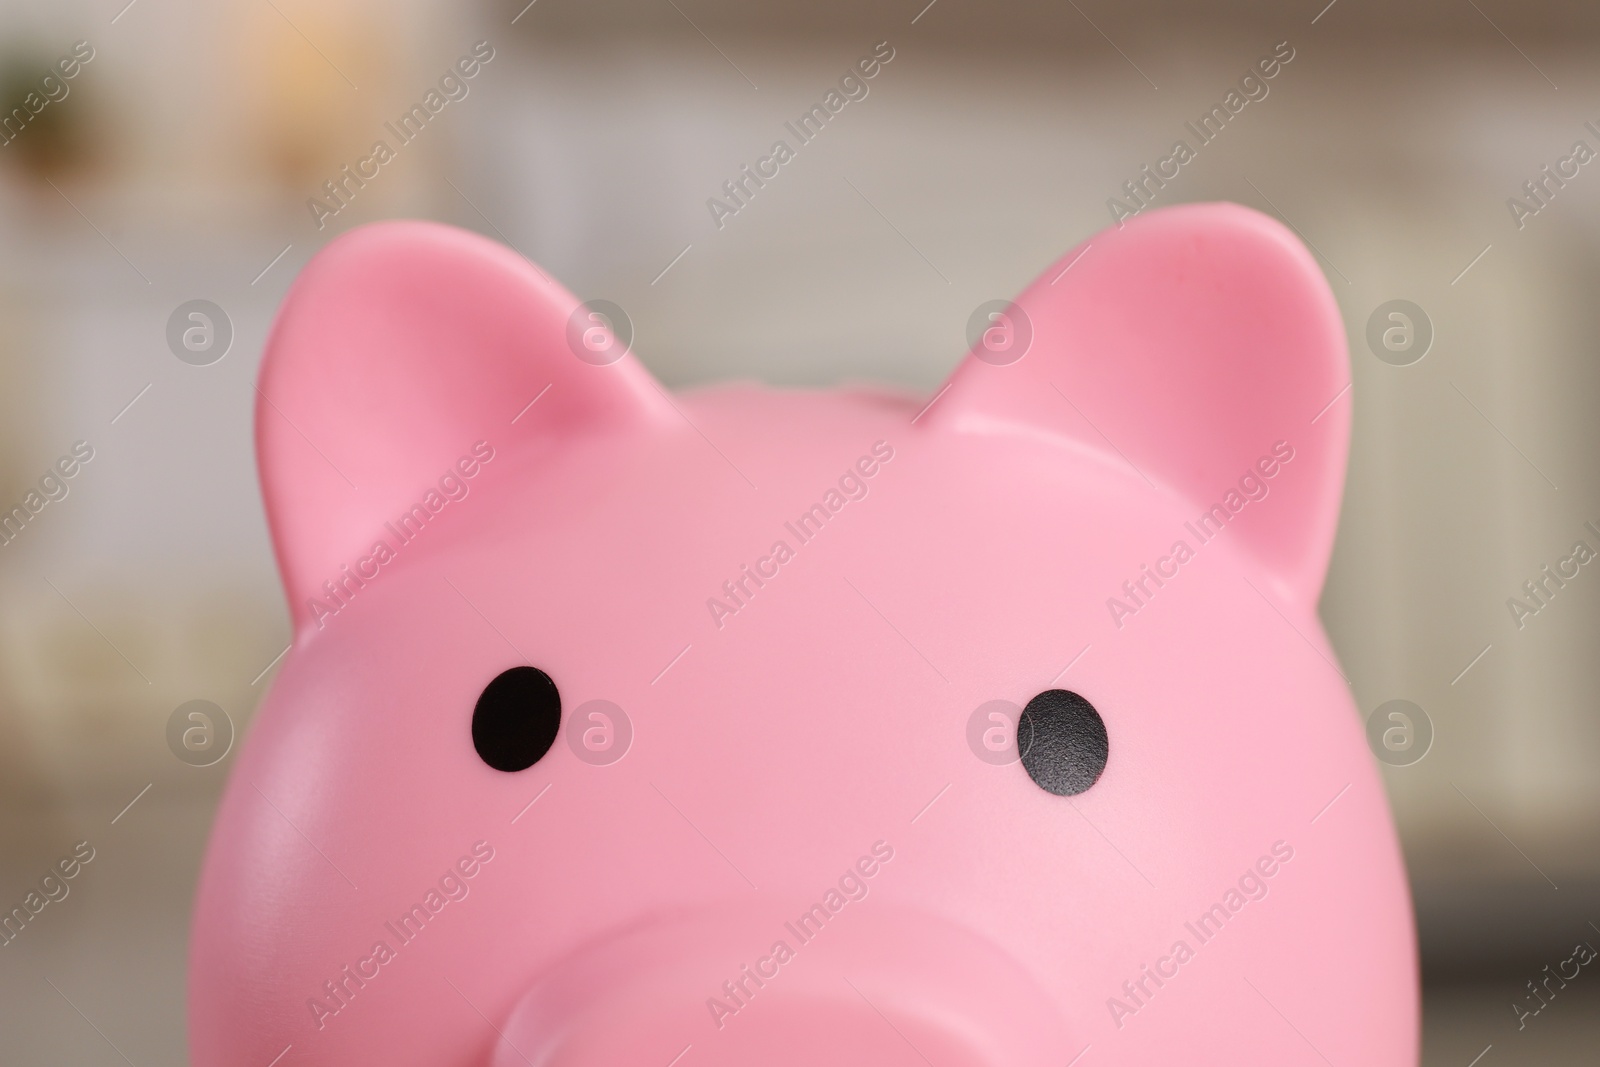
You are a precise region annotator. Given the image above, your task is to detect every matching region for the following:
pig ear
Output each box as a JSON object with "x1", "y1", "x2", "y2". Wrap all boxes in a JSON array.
[
  {"x1": 257, "y1": 220, "x2": 674, "y2": 632},
  {"x1": 925, "y1": 202, "x2": 1349, "y2": 609}
]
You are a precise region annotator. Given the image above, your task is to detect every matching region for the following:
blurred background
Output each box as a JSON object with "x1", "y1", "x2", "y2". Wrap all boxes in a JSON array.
[{"x1": 1, "y1": 0, "x2": 1597, "y2": 1062}]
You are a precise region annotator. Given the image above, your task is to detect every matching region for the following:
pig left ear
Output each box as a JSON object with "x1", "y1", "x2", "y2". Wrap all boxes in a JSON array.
[
  {"x1": 256, "y1": 220, "x2": 675, "y2": 633},
  {"x1": 924, "y1": 202, "x2": 1350, "y2": 609}
]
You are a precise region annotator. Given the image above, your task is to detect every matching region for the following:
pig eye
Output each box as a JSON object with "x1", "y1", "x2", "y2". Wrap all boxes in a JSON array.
[
  {"x1": 1018, "y1": 689, "x2": 1108, "y2": 796},
  {"x1": 472, "y1": 666, "x2": 561, "y2": 772}
]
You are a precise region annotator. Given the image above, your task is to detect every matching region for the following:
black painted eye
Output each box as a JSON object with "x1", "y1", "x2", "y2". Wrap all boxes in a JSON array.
[
  {"x1": 1018, "y1": 689, "x2": 1108, "y2": 796},
  {"x1": 472, "y1": 666, "x2": 561, "y2": 772}
]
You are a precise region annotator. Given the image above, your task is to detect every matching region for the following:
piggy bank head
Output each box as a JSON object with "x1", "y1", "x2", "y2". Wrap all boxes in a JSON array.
[{"x1": 191, "y1": 204, "x2": 1416, "y2": 1066}]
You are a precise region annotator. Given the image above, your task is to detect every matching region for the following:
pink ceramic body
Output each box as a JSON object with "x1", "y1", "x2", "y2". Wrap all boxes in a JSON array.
[{"x1": 190, "y1": 203, "x2": 1418, "y2": 1065}]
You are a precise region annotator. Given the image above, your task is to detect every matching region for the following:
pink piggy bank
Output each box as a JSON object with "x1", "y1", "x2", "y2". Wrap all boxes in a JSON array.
[{"x1": 191, "y1": 202, "x2": 1417, "y2": 1066}]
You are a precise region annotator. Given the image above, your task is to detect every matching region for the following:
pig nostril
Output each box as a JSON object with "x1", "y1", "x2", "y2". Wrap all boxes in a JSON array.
[
  {"x1": 1018, "y1": 689, "x2": 1108, "y2": 796},
  {"x1": 472, "y1": 666, "x2": 561, "y2": 772}
]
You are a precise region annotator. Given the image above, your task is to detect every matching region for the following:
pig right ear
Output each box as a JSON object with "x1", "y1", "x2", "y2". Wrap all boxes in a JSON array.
[{"x1": 256, "y1": 220, "x2": 674, "y2": 633}]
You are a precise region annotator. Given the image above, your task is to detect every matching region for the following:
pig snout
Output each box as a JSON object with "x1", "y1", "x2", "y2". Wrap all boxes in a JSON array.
[{"x1": 492, "y1": 904, "x2": 1065, "y2": 1066}]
